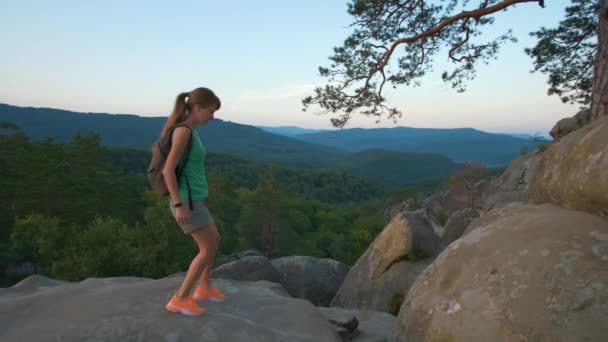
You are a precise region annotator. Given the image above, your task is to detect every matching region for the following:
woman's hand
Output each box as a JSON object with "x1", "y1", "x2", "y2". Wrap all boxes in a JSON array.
[{"x1": 175, "y1": 206, "x2": 192, "y2": 225}]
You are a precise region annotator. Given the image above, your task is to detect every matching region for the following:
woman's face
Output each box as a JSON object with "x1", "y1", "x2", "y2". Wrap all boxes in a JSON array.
[{"x1": 194, "y1": 104, "x2": 218, "y2": 124}]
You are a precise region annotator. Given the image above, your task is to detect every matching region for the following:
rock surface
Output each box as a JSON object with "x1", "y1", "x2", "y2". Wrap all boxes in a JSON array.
[
  {"x1": 331, "y1": 212, "x2": 440, "y2": 312},
  {"x1": 394, "y1": 202, "x2": 608, "y2": 342},
  {"x1": 271, "y1": 256, "x2": 349, "y2": 307},
  {"x1": 0, "y1": 275, "x2": 341, "y2": 342},
  {"x1": 211, "y1": 255, "x2": 283, "y2": 284},
  {"x1": 530, "y1": 115, "x2": 608, "y2": 217},
  {"x1": 441, "y1": 208, "x2": 479, "y2": 245},
  {"x1": 550, "y1": 108, "x2": 592, "y2": 139},
  {"x1": 332, "y1": 257, "x2": 432, "y2": 314},
  {"x1": 318, "y1": 307, "x2": 396, "y2": 342},
  {"x1": 477, "y1": 151, "x2": 543, "y2": 212},
  {"x1": 383, "y1": 199, "x2": 416, "y2": 222}
]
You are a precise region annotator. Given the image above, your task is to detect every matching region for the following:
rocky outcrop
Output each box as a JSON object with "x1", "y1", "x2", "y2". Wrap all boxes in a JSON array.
[
  {"x1": 550, "y1": 108, "x2": 592, "y2": 139},
  {"x1": 0, "y1": 275, "x2": 343, "y2": 342},
  {"x1": 394, "y1": 203, "x2": 608, "y2": 341},
  {"x1": 467, "y1": 111, "x2": 606, "y2": 217},
  {"x1": 332, "y1": 258, "x2": 432, "y2": 314},
  {"x1": 383, "y1": 199, "x2": 415, "y2": 222},
  {"x1": 318, "y1": 307, "x2": 396, "y2": 342},
  {"x1": 420, "y1": 192, "x2": 446, "y2": 221},
  {"x1": 529, "y1": 115, "x2": 608, "y2": 217},
  {"x1": 421, "y1": 188, "x2": 475, "y2": 221},
  {"x1": 271, "y1": 256, "x2": 349, "y2": 307},
  {"x1": 211, "y1": 255, "x2": 283, "y2": 283},
  {"x1": 477, "y1": 151, "x2": 543, "y2": 213},
  {"x1": 331, "y1": 211, "x2": 441, "y2": 313},
  {"x1": 441, "y1": 208, "x2": 479, "y2": 245}
]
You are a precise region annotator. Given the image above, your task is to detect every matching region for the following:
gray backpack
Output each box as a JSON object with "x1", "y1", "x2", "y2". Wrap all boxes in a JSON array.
[{"x1": 147, "y1": 124, "x2": 193, "y2": 208}]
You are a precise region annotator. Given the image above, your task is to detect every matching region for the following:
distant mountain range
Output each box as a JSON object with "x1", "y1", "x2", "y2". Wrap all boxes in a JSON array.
[
  {"x1": 0, "y1": 103, "x2": 344, "y2": 169},
  {"x1": 0, "y1": 103, "x2": 545, "y2": 185},
  {"x1": 287, "y1": 126, "x2": 540, "y2": 166},
  {"x1": 0, "y1": 103, "x2": 459, "y2": 185}
]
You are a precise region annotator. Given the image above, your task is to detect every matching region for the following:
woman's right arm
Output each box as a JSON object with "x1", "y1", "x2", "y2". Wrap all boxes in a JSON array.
[{"x1": 162, "y1": 126, "x2": 191, "y2": 224}]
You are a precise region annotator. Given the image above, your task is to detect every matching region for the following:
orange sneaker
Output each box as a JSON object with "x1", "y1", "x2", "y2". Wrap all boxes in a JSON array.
[
  {"x1": 193, "y1": 284, "x2": 226, "y2": 302},
  {"x1": 165, "y1": 293, "x2": 205, "y2": 316}
]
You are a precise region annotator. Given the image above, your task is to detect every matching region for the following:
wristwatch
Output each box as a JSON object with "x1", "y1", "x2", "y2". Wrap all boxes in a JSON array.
[{"x1": 173, "y1": 202, "x2": 183, "y2": 208}]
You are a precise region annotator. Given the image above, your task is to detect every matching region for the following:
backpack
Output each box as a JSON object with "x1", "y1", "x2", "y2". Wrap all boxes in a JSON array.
[{"x1": 147, "y1": 124, "x2": 193, "y2": 207}]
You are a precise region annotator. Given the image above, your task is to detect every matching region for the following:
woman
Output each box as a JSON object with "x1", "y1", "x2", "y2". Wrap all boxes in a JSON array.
[{"x1": 162, "y1": 87, "x2": 225, "y2": 316}]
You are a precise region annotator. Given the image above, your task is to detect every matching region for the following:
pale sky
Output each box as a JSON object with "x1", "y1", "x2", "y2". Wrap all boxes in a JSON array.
[{"x1": 0, "y1": 0, "x2": 581, "y2": 135}]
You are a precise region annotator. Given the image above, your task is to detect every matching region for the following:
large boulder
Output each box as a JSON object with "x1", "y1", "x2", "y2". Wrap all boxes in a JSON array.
[
  {"x1": 0, "y1": 275, "x2": 341, "y2": 342},
  {"x1": 211, "y1": 255, "x2": 283, "y2": 284},
  {"x1": 394, "y1": 203, "x2": 608, "y2": 341},
  {"x1": 550, "y1": 108, "x2": 592, "y2": 139},
  {"x1": 477, "y1": 151, "x2": 543, "y2": 212},
  {"x1": 331, "y1": 211, "x2": 441, "y2": 313},
  {"x1": 271, "y1": 256, "x2": 349, "y2": 307},
  {"x1": 441, "y1": 208, "x2": 479, "y2": 245},
  {"x1": 529, "y1": 115, "x2": 608, "y2": 216}
]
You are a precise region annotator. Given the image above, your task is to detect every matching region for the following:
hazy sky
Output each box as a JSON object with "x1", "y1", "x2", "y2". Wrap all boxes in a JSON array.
[{"x1": 1, "y1": 0, "x2": 581, "y2": 134}]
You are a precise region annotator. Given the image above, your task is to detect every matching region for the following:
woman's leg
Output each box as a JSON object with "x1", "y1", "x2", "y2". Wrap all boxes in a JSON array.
[
  {"x1": 197, "y1": 223, "x2": 221, "y2": 289},
  {"x1": 175, "y1": 227, "x2": 214, "y2": 299}
]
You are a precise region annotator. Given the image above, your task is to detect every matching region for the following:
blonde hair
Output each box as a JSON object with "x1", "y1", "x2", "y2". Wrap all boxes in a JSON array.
[{"x1": 161, "y1": 87, "x2": 221, "y2": 137}]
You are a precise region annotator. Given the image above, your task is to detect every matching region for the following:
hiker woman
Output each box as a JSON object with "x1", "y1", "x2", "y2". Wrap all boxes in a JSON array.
[{"x1": 162, "y1": 87, "x2": 225, "y2": 316}]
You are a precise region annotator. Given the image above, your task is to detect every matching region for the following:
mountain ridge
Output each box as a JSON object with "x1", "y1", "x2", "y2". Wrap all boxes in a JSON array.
[
  {"x1": 291, "y1": 125, "x2": 539, "y2": 166},
  {"x1": 0, "y1": 103, "x2": 457, "y2": 185}
]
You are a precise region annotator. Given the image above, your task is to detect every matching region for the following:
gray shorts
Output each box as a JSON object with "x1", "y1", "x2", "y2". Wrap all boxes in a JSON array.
[{"x1": 169, "y1": 199, "x2": 215, "y2": 234}]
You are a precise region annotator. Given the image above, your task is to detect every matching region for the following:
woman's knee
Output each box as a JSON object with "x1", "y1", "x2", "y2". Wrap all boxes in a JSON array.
[
  {"x1": 206, "y1": 224, "x2": 221, "y2": 246},
  {"x1": 197, "y1": 248, "x2": 208, "y2": 258}
]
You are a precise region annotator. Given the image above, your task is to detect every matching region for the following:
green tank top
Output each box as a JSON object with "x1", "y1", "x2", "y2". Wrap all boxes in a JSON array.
[{"x1": 177, "y1": 129, "x2": 208, "y2": 201}]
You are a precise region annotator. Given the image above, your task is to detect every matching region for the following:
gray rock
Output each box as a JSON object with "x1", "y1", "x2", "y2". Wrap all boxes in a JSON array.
[
  {"x1": 354, "y1": 310, "x2": 396, "y2": 342},
  {"x1": 318, "y1": 307, "x2": 396, "y2": 342},
  {"x1": 317, "y1": 307, "x2": 359, "y2": 340},
  {"x1": 0, "y1": 276, "x2": 341, "y2": 342},
  {"x1": 401, "y1": 210, "x2": 445, "y2": 259},
  {"x1": 420, "y1": 192, "x2": 446, "y2": 221},
  {"x1": 211, "y1": 255, "x2": 283, "y2": 284},
  {"x1": 478, "y1": 150, "x2": 543, "y2": 212},
  {"x1": 442, "y1": 208, "x2": 479, "y2": 245},
  {"x1": 271, "y1": 256, "x2": 349, "y2": 307},
  {"x1": 395, "y1": 203, "x2": 608, "y2": 342},
  {"x1": 0, "y1": 274, "x2": 66, "y2": 298}
]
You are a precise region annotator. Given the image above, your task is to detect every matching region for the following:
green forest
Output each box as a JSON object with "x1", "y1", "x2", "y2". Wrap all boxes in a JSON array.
[{"x1": 1, "y1": 122, "x2": 450, "y2": 287}]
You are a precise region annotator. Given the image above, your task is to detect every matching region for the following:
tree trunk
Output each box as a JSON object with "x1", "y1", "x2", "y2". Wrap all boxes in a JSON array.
[{"x1": 591, "y1": 0, "x2": 608, "y2": 120}]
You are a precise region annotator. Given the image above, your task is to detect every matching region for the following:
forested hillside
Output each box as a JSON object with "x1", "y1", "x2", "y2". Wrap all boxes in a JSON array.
[{"x1": 1, "y1": 124, "x2": 442, "y2": 287}]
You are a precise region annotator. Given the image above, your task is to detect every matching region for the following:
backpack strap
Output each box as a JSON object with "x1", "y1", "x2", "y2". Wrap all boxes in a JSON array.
[{"x1": 172, "y1": 124, "x2": 194, "y2": 210}]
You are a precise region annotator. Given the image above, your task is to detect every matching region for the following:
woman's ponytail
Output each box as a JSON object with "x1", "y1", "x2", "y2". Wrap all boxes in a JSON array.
[{"x1": 161, "y1": 92, "x2": 190, "y2": 138}]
